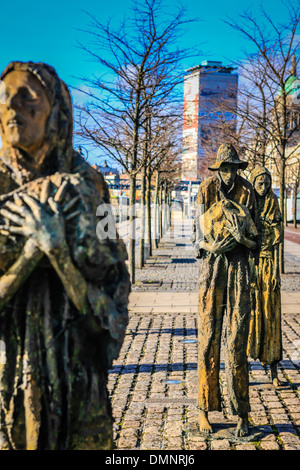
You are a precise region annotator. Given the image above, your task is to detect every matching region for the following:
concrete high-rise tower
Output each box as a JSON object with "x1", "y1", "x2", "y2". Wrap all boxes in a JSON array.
[{"x1": 182, "y1": 60, "x2": 238, "y2": 181}]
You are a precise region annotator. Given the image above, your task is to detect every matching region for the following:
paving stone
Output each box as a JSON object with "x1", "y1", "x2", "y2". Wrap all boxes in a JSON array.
[
  {"x1": 260, "y1": 433, "x2": 278, "y2": 441},
  {"x1": 164, "y1": 444, "x2": 183, "y2": 450},
  {"x1": 282, "y1": 443, "x2": 300, "y2": 450},
  {"x1": 121, "y1": 420, "x2": 142, "y2": 429},
  {"x1": 140, "y1": 442, "x2": 162, "y2": 450},
  {"x1": 189, "y1": 441, "x2": 208, "y2": 450},
  {"x1": 164, "y1": 428, "x2": 182, "y2": 438},
  {"x1": 251, "y1": 417, "x2": 270, "y2": 426},
  {"x1": 235, "y1": 443, "x2": 256, "y2": 450},
  {"x1": 119, "y1": 428, "x2": 139, "y2": 439},
  {"x1": 211, "y1": 439, "x2": 231, "y2": 450},
  {"x1": 116, "y1": 437, "x2": 138, "y2": 448},
  {"x1": 143, "y1": 425, "x2": 162, "y2": 434},
  {"x1": 279, "y1": 432, "x2": 300, "y2": 444}
]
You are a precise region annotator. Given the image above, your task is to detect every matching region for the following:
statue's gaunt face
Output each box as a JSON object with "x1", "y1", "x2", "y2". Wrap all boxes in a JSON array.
[
  {"x1": 218, "y1": 163, "x2": 238, "y2": 187},
  {"x1": 254, "y1": 174, "x2": 271, "y2": 197},
  {"x1": 0, "y1": 70, "x2": 51, "y2": 157}
]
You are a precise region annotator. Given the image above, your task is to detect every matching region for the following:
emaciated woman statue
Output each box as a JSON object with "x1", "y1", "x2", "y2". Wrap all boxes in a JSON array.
[
  {"x1": 0, "y1": 61, "x2": 130, "y2": 449},
  {"x1": 247, "y1": 166, "x2": 282, "y2": 387}
]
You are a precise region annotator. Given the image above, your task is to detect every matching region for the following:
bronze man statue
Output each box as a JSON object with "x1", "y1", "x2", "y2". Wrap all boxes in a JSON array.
[
  {"x1": 0, "y1": 61, "x2": 130, "y2": 450},
  {"x1": 194, "y1": 144, "x2": 259, "y2": 437},
  {"x1": 247, "y1": 167, "x2": 283, "y2": 387}
]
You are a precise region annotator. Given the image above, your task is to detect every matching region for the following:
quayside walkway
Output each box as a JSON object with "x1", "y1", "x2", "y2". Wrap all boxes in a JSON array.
[{"x1": 108, "y1": 219, "x2": 300, "y2": 450}]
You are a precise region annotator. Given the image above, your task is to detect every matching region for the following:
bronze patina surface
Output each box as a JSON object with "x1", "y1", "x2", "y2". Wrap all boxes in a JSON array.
[
  {"x1": 247, "y1": 166, "x2": 283, "y2": 387},
  {"x1": 194, "y1": 144, "x2": 259, "y2": 438},
  {"x1": 0, "y1": 62, "x2": 130, "y2": 449}
]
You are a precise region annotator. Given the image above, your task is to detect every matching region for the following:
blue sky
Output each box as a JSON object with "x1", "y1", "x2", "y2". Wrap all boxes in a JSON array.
[{"x1": 0, "y1": 0, "x2": 295, "y2": 164}]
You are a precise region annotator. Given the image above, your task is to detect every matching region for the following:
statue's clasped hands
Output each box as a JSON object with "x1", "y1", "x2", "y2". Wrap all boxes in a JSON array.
[
  {"x1": 0, "y1": 180, "x2": 81, "y2": 256},
  {"x1": 209, "y1": 237, "x2": 236, "y2": 255},
  {"x1": 199, "y1": 236, "x2": 236, "y2": 256}
]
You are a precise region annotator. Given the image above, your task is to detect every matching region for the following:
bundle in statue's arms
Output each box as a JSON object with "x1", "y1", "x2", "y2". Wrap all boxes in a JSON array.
[{"x1": 197, "y1": 199, "x2": 258, "y2": 247}]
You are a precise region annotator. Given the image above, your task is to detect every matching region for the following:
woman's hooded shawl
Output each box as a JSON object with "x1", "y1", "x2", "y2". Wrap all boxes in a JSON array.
[
  {"x1": 0, "y1": 61, "x2": 73, "y2": 176},
  {"x1": 0, "y1": 61, "x2": 111, "y2": 197},
  {"x1": 250, "y1": 166, "x2": 282, "y2": 249}
]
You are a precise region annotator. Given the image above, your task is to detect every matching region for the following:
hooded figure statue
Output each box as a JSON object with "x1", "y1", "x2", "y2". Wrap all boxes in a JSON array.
[
  {"x1": 247, "y1": 166, "x2": 283, "y2": 387},
  {"x1": 0, "y1": 61, "x2": 130, "y2": 449}
]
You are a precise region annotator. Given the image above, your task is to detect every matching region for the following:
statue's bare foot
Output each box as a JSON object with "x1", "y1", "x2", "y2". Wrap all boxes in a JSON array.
[
  {"x1": 0, "y1": 432, "x2": 10, "y2": 450},
  {"x1": 199, "y1": 410, "x2": 213, "y2": 435},
  {"x1": 235, "y1": 416, "x2": 249, "y2": 437},
  {"x1": 271, "y1": 364, "x2": 283, "y2": 387},
  {"x1": 272, "y1": 377, "x2": 284, "y2": 387}
]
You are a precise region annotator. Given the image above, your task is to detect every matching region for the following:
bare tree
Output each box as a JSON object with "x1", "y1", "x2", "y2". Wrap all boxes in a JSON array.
[
  {"x1": 155, "y1": 148, "x2": 181, "y2": 242},
  {"x1": 137, "y1": 106, "x2": 182, "y2": 266},
  {"x1": 75, "y1": 0, "x2": 198, "y2": 283},
  {"x1": 196, "y1": 108, "x2": 248, "y2": 178},
  {"x1": 225, "y1": 3, "x2": 300, "y2": 272}
]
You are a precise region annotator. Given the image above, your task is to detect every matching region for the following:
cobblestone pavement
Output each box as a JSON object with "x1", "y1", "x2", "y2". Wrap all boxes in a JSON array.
[
  {"x1": 132, "y1": 221, "x2": 202, "y2": 292},
  {"x1": 109, "y1": 220, "x2": 300, "y2": 450}
]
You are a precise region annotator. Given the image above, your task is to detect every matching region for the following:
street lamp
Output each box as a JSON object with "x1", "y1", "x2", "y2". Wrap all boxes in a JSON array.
[{"x1": 77, "y1": 145, "x2": 89, "y2": 161}]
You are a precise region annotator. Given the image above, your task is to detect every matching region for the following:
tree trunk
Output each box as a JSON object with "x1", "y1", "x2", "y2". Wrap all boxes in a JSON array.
[
  {"x1": 169, "y1": 192, "x2": 171, "y2": 228},
  {"x1": 159, "y1": 186, "x2": 163, "y2": 239},
  {"x1": 168, "y1": 190, "x2": 172, "y2": 229},
  {"x1": 279, "y1": 161, "x2": 285, "y2": 274},
  {"x1": 139, "y1": 165, "x2": 146, "y2": 268},
  {"x1": 128, "y1": 74, "x2": 142, "y2": 283},
  {"x1": 146, "y1": 168, "x2": 152, "y2": 257},
  {"x1": 129, "y1": 174, "x2": 137, "y2": 284},
  {"x1": 154, "y1": 171, "x2": 160, "y2": 248},
  {"x1": 294, "y1": 185, "x2": 298, "y2": 228},
  {"x1": 164, "y1": 189, "x2": 169, "y2": 231},
  {"x1": 162, "y1": 187, "x2": 166, "y2": 237}
]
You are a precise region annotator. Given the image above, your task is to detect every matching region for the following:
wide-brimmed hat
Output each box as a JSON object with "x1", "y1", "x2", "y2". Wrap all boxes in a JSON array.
[{"x1": 208, "y1": 143, "x2": 248, "y2": 171}]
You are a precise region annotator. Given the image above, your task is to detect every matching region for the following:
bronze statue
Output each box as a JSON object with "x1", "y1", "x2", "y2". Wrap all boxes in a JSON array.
[
  {"x1": 0, "y1": 61, "x2": 130, "y2": 450},
  {"x1": 194, "y1": 143, "x2": 259, "y2": 437},
  {"x1": 247, "y1": 167, "x2": 282, "y2": 386}
]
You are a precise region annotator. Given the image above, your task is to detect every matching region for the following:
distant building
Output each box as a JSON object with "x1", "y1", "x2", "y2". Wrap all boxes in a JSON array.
[
  {"x1": 119, "y1": 173, "x2": 131, "y2": 188},
  {"x1": 266, "y1": 55, "x2": 300, "y2": 190},
  {"x1": 182, "y1": 60, "x2": 238, "y2": 181},
  {"x1": 92, "y1": 161, "x2": 120, "y2": 185}
]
